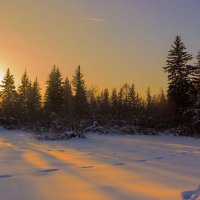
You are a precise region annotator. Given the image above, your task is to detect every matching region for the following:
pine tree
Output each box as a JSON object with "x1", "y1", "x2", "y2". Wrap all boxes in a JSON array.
[
  {"x1": 18, "y1": 70, "x2": 32, "y2": 125},
  {"x1": 111, "y1": 88, "x2": 118, "y2": 116},
  {"x1": 44, "y1": 66, "x2": 64, "y2": 132},
  {"x1": 63, "y1": 77, "x2": 73, "y2": 116},
  {"x1": 128, "y1": 84, "x2": 137, "y2": 111},
  {"x1": 192, "y1": 52, "x2": 200, "y2": 134},
  {"x1": 144, "y1": 87, "x2": 155, "y2": 128},
  {"x1": 27, "y1": 78, "x2": 42, "y2": 124},
  {"x1": 0, "y1": 68, "x2": 19, "y2": 128},
  {"x1": 32, "y1": 78, "x2": 42, "y2": 112},
  {"x1": 157, "y1": 90, "x2": 168, "y2": 118},
  {"x1": 151, "y1": 89, "x2": 169, "y2": 129},
  {"x1": 72, "y1": 65, "x2": 88, "y2": 117},
  {"x1": 44, "y1": 66, "x2": 64, "y2": 116},
  {"x1": 99, "y1": 88, "x2": 110, "y2": 115},
  {"x1": 87, "y1": 86, "x2": 98, "y2": 117},
  {"x1": 135, "y1": 93, "x2": 144, "y2": 113},
  {"x1": 146, "y1": 87, "x2": 153, "y2": 111},
  {"x1": 164, "y1": 36, "x2": 193, "y2": 111},
  {"x1": 121, "y1": 83, "x2": 130, "y2": 106},
  {"x1": 120, "y1": 83, "x2": 130, "y2": 118},
  {"x1": 135, "y1": 92, "x2": 145, "y2": 126},
  {"x1": 127, "y1": 84, "x2": 137, "y2": 124}
]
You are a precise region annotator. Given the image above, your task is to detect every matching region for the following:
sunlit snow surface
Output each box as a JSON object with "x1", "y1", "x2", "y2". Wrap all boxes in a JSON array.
[{"x1": 0, "y1": 128, "x2": 199, "y2": 200}]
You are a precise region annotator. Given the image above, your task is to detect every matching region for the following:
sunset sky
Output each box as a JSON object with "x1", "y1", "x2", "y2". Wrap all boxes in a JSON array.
[{"x1": 0, "y1": 0, "x2": 200, "y2": 96}]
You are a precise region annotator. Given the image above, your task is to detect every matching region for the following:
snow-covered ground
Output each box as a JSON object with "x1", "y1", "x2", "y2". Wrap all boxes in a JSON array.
[{"x1": 0, "y1": 129, "x2": 200, "y2": 200}]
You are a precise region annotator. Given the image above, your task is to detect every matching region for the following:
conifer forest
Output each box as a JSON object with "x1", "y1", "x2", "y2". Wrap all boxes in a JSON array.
[
  {"x1": 1, "y1": 36, "x2": 200, "y2": 137},
  {"x1": 1, "y1": 2, "x2": 200, "y2": 199}
]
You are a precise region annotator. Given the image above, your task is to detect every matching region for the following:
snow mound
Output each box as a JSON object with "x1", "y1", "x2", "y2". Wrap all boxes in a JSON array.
[{"x1": 182, "y1": 185, "x2": 200, "y2": 200}]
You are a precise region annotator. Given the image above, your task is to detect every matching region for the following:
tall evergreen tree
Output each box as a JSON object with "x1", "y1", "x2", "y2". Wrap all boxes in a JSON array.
[
  {"x1": 151, "y1": 90, "x2": 169, "y2": 129},
  {"x1": 127, "y1": 84, "x2": 138, "y2": 124},
  {"x1": 18, "y1": 70, "x2": 32, "y2": 124},
  {"x1": 63, "y1": 77, "x2": 73, "y2": 116},
  {"x1": 144, "y1": 87, "x2": 155, "y2": 128},
  {"x1": 146, "y1": 87, "x2": 153, "y2": 111},
  {"x1": 192, "y1": 52, "x2": 200, "y2": 134},
  {"x1": 99, "y1": 88, "x2": 110, "y2": 115},
  {"x1": 121, "y1": 83, "x2": 130, "y2": 105},
  {"x1": 44, "y1": 66, "x2": 64, "y2": 116},
  {"x1": 111, "y1": 88, "x2": 118, "y2": 116},
  {"x1": 163, "y1": 36, "x2": 193, "y2": 111},
  {"x1": 120, "y1": 83, "x2": 130, "y2": 117},
  {"x1": 157, "y1": 89, "x2": 168, "y2": 117},
  {"x1": 87, "y1": 86, "x2": 98, "y2": 117},
  {"x1": 72, "y1": 65, "x2": 88, "y2": 117},
  {"x1": 27, "y1": 77, "x2": 42, "y2": 123},
  {"x1": 128, "y1": 84, "x2": 137, "y2": 112},
  {"x1": 0, "y1": 68, "x2": 19, "y2": 128}
]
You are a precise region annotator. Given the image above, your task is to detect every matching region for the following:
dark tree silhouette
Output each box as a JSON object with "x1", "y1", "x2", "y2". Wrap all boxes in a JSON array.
[
  {"x1": 44, "y1": 66, "x2": 64, "y2": 116},
  {"x1": 18, "y1": 70, "x2": 32, "y2": 125},
  {"x1": 27, "y1": 77, "x2": 42, "y2": 126},
  {"x1": 0, "y1": 68, "x2": 19, "y2": 128},
  {"x1": 63, "y1": 77, "x2": 73, "y2": 116},
  {"x1": 164, "y1": 36, "x2": 193, "y2": 111},
  {"x1": 128, "y1": 84, "x2": 137, "y2": 121},
  {"x1": 192, "y1": 52, "x2": 200, "y2": 134},
  {"x1": 111, "y1": 88, "x2": 118, "y2": 117},
  {"x1": 99, "y1": 88, "x2": 110, "y2": 115},
  {"x1": 44, "y1": 66, "x2": 64, "y2": 132},
  {"x1": 72, "y1": 65, "x2": 88, "y2": 117},
  {"x1": 87, "y1": 86, "x2": 98, "y2": 117}
]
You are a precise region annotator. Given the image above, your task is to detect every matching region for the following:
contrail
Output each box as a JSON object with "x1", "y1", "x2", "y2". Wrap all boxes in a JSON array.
[{"x1": 84, "y1": 17, "x2": 105, "y2": 22}]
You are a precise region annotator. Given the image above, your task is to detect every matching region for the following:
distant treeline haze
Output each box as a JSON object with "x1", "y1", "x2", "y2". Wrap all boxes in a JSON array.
[{"x1": 0, "y1": 36, "x2": 200, "y2": 136}]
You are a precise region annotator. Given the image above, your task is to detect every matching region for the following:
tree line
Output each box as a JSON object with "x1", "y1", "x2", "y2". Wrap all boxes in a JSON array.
[{"x1": 0, "y1": 36, "x2": 200, "y2": 136}]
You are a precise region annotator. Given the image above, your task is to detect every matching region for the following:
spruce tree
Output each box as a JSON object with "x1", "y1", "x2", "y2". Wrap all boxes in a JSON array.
[
  {"x1": 144, "y1": 87, "x2": 154, "y2": 128},
  {"x1": 44, "y1": 66, "x2": 64, "y2": 116},
  {"x1": 72, "y1": 65, "x2": 88, "y2": 117},
  {"x1": 27, "y1": 78, "x2": 42, "y2": 124},
  {"x1": 63, "y1": 77, "x2": 73, "y2": 116},
  {"x1": 111, "y1": 88, "x2": 118, "y2": 116},
  {"x1": 192, "y1": 52, "x2": 200, "y2": 134},
  {"x1": 18, "y1": 70, "x2": 32, "y2": 125},
  {"x1": 135, "y1": 92, "x2": 145, "y2": 124},
  {"x1": 127, "y1": 84, "x2": 137, "y2": 124},
  {"x1": 44, "y1": 66, "x2": 64, "y2": 132},
  {"x1": 100, "y1": 88, "x2": 110, "y2": 115},
  {"x1": 87, "y1": 86, "x2": 98, "y2": 117},
  {"x1": 128, "y1": 84, "x2": 137, "y2": 111},
  {"x1": 120, "y1": 83, "x2": 130, "y2": 118},
  {"x1": 164, "y1": 36, "x2": 193, "y2": 111},
  {"x1": 157, "y1": 89, "x2": 168, "y2": 117},
  {"x1": 0, "y1": 68, "x2": 19, "y2": 128},
  {"x1": 117, "y1": 87, "x2": 124, "y2": 120},
  {"x1": 146, "y1": 87, "x2": 153, "y2": 111},
  {"x1": 121, "y1": 83, "x2": 130, "y2": 106}
]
